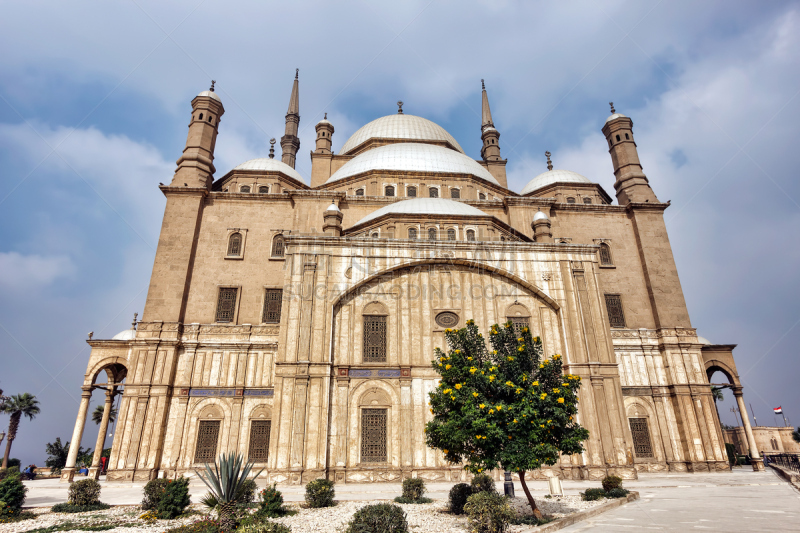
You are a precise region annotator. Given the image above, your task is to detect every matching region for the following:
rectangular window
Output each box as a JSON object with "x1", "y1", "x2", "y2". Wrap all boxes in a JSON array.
[
  {"x1": 361, "y1": 408, "x2": 387, "y2": 463},
  {"x1": 262, "y1": 289, "x2": 283, "y2": 323},
  {"x1": 248, "y1": 420, "x2": 271, "y2": 462},
  {"x1": 363, "y1": 315, "x2": 387, "y2": 362},
  {"x1": 216, "y1": 287, "x2": 238, "y2": 323},
  {"x1": 508, "y1": 316, "x2": 529, "y2": 335},
  {"x1": 604, "y1": 294, "x2": 626, "y2": 328},
  {"x1": 629, "y1": 417, "x2": 654, "y2": 458},
  {"x1": 194, "y1": 420, "x2": 220, "y2": 463}
]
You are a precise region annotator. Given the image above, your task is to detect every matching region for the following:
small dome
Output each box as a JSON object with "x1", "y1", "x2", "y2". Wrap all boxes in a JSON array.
[
  {"x1": 233, "y1": 158, "x2": 305, "y2": 184},
  {"x1": 533, "y1": 210, "x2": 550, "y2": 222},
  {"x1": 326, "y1": 202, "x2": 340, "y2": 212},
  {"x1": 605, "y1": 112, "x2": 627, "y2": 124},
  {"x1": 482, "y1": 126, "x2": 498, "y2": 134},
  {"x1": 339, "y1": 114, "x2": 464, "y2": 155},
  {"x1": 112, "y1": 328, "x2": 136, "y2": 341},
  {"x1": 327, "y1": 143, "x2": 499, "y2": 185},
  {"x1": 520, "y1": 169, "x2": 592, "y2": 196},
  {"x1": 353, "y1": 198, "x2": 488, "y2": 228},
  {"x1": 697, "y1": 336, "x2": 712, "y2": 345},
  {"x1": 196, "y1": 90, "x2": 221, "y2": 102}
]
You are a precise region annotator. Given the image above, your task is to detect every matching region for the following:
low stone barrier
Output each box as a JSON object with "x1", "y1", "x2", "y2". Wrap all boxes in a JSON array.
[{"x1": 531, "y1": 491, "x2": 640, "y2": 533}]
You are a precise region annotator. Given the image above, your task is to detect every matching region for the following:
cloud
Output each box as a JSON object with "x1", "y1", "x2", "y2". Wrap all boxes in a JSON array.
[{"x1": 0, "y1": 252, "x2": 74, "y2": 291}]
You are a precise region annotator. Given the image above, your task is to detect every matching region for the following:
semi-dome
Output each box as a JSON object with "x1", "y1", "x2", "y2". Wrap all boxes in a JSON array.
[
  {"x1": 112, "y1": 328, "x2": 136, "y2": 341},
  {"x1": 327, "y1": 143, "x2": 499, "y2": 185},
  {"x1": 339, "y1": 114, "x2": 464, "y2": 155},
  {"x1": 520, "y1": 169, "x2": 592, "y2": 196},
  {"x1": 196, "y1": 90, "x2": 221, "y2": 102},
  {"x1": 353, "y1": 198, "x2": 488, "y2": 228},
  {"x1": 233, "y1": 158, "x2": 305, "y2": 184}
]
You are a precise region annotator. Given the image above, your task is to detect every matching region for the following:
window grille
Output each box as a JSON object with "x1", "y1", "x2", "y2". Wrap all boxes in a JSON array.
[
  {"x1": 259, "y1": 186, "x2": 269, "y2": 194},
  {"x1": 262, "y1": 289, "x2": 282, "y2": 323},
  {"x1": 583, "y1": 197, "x2": 592, "y2": 204},
  {"x1": 447, "y1": 228, "x2": 456, "y2": 240},
  {"x1": 466, "y1": 229, "x2": 476, "y2": 241},
  {"x1": 429, "y1": 188, "x2": 439, "y2": 198},
  {"x1": 599, "y1": 243, "x2": 613, "y2": 266},
  {"x1": 508, "y1": 316, "x2": 529, "y2": 334},
  {"x1": 628, "y1": 418, "x2": 653, "y2": 458},
  {"x1": 479, "y1": 193, "x2": 486, "y2": 200},
  {"x1": 355, "y1": 189, "x2": 364, "y2": 196},
  {"x1": 451, "y1": 188, "x2": 460, "y2": 199},
  {"x1": 604, "y1": 294, "x2": 626, "y2": 328},
  {"x1": 435, "y1": 311, "x2": 459, "y2": 328},
  {"x1": 363, "y1": 315, "x2": 387, "y2": 362},
  {"x1": 567, "y1": 197, "x2": 576, "y2": 204},
  {"x1": 408, "y1": 228, "x2": 417, "y2": 240},
  {"x1": 240, "y1": 185, "x2": 251, "y2": 193},
  {"x1": 248, "y1": 420, "x2": 271, "y2": 462},
  {"x1": 428, "y1": 228, "x2": 437, "y2": 240},
  {"x1": 227, "y1": 232, "x2": 242, "y2": 256},
  {"x1": 194, "y1": 420, "x2": 220, "y2": 463},
  {"x1": 385, "y1": 186, "x2": 395, "y2": 197},
  {"x1": 407, "y1": 186, "x2": 417, "y2": 197},
  {"x1": 360, "y1": 408, "x2": 387, "y2": 462},
  {"x1": 216, "y1": 288, "x2": 237, "y2": 323},
  {"x1": 272, "y1": 235, "x2": 285, "y2": 257}
]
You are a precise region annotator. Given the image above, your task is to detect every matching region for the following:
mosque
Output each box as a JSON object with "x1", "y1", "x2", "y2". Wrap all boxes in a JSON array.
[{"x1": 62, "y1": 72, "x2": 764, "y2": 483}]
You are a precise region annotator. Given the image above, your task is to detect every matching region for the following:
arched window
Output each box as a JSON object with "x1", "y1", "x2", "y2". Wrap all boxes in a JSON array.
[
  {"x1": 240, "y1": 185, "x2": 251, "y2": 193},
  {"x1": 500, "y1": 236, "x2": 505, "y2": 241},
  {"x1": 616, "y1": 134, "x2": 620, "y2": 142},
  {"x1": 479, "y1": 193, "x2": 486, "y2": 200},
  {"x1": 363, "y1": 303, "x2": 388, "y2": 363},
  {"x1": 208, "y1": 115, "x2": 213, "y2": 122},
  {"x1": 355, "y1": 188, "x2": 364, "y2": 196},
  {"x1": 227, "y1": 232, "x2": 242, "y2": 256},
  {"x1": 385, "y1": 186, "x2": 395, "y2": 197},
  {"x1": 625, "y1": 133, "x2": 630, "y2": 140},
  {"x1": 450, "y1": 188, "x2": 460, "y2": 199},
  {"x1": 271, "y1": 235, "x2": 285, "y2": 257},
  {"x1": 566, "y1": 197, "x2": 576, "y2": 204},
  {"x1": 429, "y1": 187, "x2": 439, "y2": 198},
  {"x1": 199, "y1": 113, "x2": 204, "y2": 121},
  {"x1": 372, "y1": 232, "x2": 379, "y2": 238},
  {"x1": 599, "y1": 243, "x2": 614, "y2": 266},
  {"x1": 407, "y1": 186, "x2": 417, "y2": 197},
  {"x1": 259, "y1": 186, "x2": 269, "y2": 194},
  {"x1": 447, "y1": 228, "x2": 456, "y2": 240},
  {"x1": 428, "y1": 228, "x2": 437, "y2": 240},
  {"x1": 466, "y1": 229, "x2": 476, "y2": 241},
  {"x1": 408, "y1": 228, "x2": 417, "y2": 240},
  {"x1": 583, "y1": 197, "x2": 592, "y2": 204}
]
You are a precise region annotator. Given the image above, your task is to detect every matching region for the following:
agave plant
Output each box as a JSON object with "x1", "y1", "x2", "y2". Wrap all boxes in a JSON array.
[{"x1": 195, "y1": 452, "x2": 263, "y2": 531}]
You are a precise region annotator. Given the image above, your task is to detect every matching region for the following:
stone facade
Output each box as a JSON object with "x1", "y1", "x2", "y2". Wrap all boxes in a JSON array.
[
  {"x1": 724, "y1": 427, "x2": 800, "y2": 456},
  {"x1": 62, "y1": 79, "x2": 753, "y2": 483}
]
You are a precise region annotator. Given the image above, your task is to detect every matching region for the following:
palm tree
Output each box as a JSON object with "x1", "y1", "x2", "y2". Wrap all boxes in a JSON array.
[
  {"x1": 711, "y1": 387, "x2": 724, "y2": 402},
  {"x1": 91, "y1": 404, "x2": 117, "y2": 425},
  {"x1": 2, "y1": 393, "x2": 41, "y2": 468}
]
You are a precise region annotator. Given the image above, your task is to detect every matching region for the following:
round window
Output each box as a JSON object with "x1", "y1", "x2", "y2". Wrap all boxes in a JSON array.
[{"x1": 435, "y1": 311, "x2": 459, "y2": 328}]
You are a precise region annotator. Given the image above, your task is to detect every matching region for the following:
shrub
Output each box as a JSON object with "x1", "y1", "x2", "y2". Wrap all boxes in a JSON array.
[
  {"x1": 401, "y1": 478, "x2": 425, "y2": 500},
  {"x1": 142, "y1": 478, "x2": 170, "y2": 510},
  {"x1": 51, "y1": 502, "x2": 111, "y2": 513},
  {"x1": 581, "y1": 488, "x2": 606, "y2": 501},
  {"x1": 68, "y1": 478, "x2": 102, "y2": 506},
  {"x1": 6, "y1": 459, "x2": 20, "y2": 469},
  {"x1": 463, "y1": 492, "x2": 514, "y2": 533},
  {"x1": 0, "y1": 472, "x2": 27, "y2": 511},
  {"x1": 304, "y1": 478, "x2": 335, "y2": 508},
  {"x1": 239, "y1": 521, "x2": 292, "y2": 533},
  {"x1": 346, "y1": 503, "x2": 408, "y2": 533},
  {"x1": 448, "y1": 483, "x2": 473, "y2": 515},
  {"x1": 258, "y1": 483, "x2": 286, "y2": 517},
  {"x1": 606, "y1": 487, "x2": 629, "y2": 499},
  {"x1": 139, "y1": 510, "x2": 158, "y2": 523},
  {"x1": 470, "y1": 473, "x2": 496, "y2": 494},
  {"x1": 601, "y1": 475, "x2": 622, "y2": 492},
  {"x1": 157, "y1": 477, "x2": 192, "y2": 519},
  {"x1": 511, "y1": 515, "x2": 553, "y2": 526},
  {"x1": 0, "y1": 467, "x2": 19, "y2": 481},
  {"x1": 725, "y1": 443, "x2": 737, "y2": 466},
  {"x1": 238, "y1": 478, "x2": 258, "y2": 505}
]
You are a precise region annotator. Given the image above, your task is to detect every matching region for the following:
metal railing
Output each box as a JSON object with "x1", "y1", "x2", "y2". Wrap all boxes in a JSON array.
[{"x1": 764, "y1": 453, "x2": 800, "y2": 473}]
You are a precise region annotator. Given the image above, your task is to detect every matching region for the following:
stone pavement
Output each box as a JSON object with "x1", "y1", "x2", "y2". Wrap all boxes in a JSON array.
[{"x1": 23, "y1": 468, "x2": 799, "y2": 531}]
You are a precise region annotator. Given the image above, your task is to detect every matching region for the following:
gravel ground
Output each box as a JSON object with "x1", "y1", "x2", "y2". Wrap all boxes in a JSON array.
[{"x1": 1, "y1": 496, "x2": 605, "y2": 533}]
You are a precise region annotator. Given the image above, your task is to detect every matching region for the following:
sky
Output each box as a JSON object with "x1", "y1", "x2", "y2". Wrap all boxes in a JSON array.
[{"x1": 1, "y1": 0, "x2": 799, "y2": 467}]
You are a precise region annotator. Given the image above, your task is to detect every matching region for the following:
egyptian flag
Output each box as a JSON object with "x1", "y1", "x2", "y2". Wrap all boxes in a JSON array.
[{"x1": 774, "y1": 407, "x2": 783, "y2": 415}]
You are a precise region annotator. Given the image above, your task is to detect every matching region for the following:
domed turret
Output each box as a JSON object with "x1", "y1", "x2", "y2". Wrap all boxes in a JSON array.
[
  {"x1": 531, "y1": 210, "x2": 552, "y2": 243},
  {"x1": 315, "y1": 113, "x2": 334, "y2": 154},
  {"x1": 323, "y1": 201, "x2": 343, "y2": 236}
]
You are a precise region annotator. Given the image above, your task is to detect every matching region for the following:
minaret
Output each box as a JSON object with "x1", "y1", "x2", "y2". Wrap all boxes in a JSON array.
[
  {"x1": 172, "y1": 81, "x2": 225, "y2": 189},
  {"x1": 281, "y1": 69, "x2": 301, "y2": 168},
  {"x1": 315, "y1": 113, "x2": 334, "y2": 154},
  {"x1": 479, "y1": 79, "x2": 508, "y2": 188},
  {"x1": 602, "y1": 102, "x2": 658, "y2": 205}
]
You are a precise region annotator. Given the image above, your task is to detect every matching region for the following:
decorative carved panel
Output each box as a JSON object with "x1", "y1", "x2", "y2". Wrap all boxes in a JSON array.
[{"x1": 435, "y1": 311, "x2": 459, "y2": 329}]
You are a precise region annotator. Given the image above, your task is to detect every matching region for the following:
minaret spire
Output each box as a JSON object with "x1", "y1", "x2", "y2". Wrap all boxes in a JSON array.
[
  {"x1": 281, "y1": 69, "x2": 300, "y2": 168},
  {"x1": 478, "y1": 78, "x2": 507, "y2": 188},
  {"x1": 481, "y1": 79, "x2": 494, "y2": 129}
]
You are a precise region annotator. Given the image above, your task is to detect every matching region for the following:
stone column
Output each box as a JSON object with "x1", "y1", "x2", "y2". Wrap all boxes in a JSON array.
[
  {"x1": 734, "y1": 388, "x2": 764, "y2": 471},
  {"x1": 88, "y1": 387, "x2": 116, "y2": 480},
  {"x1": 61, "y1": 386, "x2": 93, "y2": 482}
]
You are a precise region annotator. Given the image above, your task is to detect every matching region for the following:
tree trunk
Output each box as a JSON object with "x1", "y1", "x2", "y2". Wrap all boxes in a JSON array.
[
  {"x1": 2, "y1": 413, "x2": 20, "y2": 469},
  {"x1": 518, "y1": 470, "x2": 542, "y2": 519}
]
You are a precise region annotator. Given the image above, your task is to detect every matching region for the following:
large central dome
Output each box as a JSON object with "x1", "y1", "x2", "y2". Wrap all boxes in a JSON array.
[
  {"x1": 339, "y1": 114, "x2": 464, "y2": 155},
  {"x1": 352, "y1": 198, "x2": 488, "y2": 228}
]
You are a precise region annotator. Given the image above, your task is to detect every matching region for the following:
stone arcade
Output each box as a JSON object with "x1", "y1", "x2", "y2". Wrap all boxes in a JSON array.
[{"x1": 62, "y1": 74, "x2": 764, "y2": 483}]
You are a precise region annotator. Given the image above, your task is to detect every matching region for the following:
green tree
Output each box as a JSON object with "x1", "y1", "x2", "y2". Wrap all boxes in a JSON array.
[
  {"x1": 91, "y1": 405, "x2": 117, "y2": 425},
  {"x1": 793, "y1": 427, "x2": 800, "y2": 444},
  {"x1": 44, "y1": 438, "x2": 92, "y2": 475},
  {"x1": 425, "y1": 320, "x2": 589, "y2": 517},
  {"x1": 711, "y1": 387, "x2": 724, "y2": 402},
  {"x1": 2, "y1": 393, "x2": 40, "y2": 469}
]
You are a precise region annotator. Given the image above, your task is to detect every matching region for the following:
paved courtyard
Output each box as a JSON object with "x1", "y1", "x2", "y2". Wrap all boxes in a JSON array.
[{"x1": 22, "y1": 468, "x2": 799, "y2": 531}]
